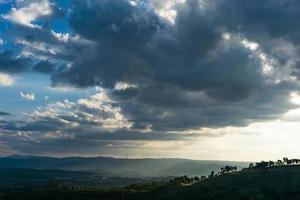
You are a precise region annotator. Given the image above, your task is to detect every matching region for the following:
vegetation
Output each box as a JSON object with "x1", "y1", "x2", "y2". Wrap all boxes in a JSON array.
[
  {"x1": 1, "y1": 158, "x2": 300, "y2": 199},
  {"x1": 248, "y1": 157, "x2": 300, "y2": 169}
]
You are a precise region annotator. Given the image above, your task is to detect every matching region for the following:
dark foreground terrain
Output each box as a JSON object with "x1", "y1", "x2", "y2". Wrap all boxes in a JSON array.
[{"x1": 2, "y1": 165, "x2": 300, "y2": 200}]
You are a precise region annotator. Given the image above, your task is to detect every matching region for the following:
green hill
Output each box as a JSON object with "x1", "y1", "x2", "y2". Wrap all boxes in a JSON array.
[
  {"x1": 148, "y1": 166, "x2": 300, "y2": 200},
  {"x1": 3, "y1": 166, "x2": 300, "y2": 200}
]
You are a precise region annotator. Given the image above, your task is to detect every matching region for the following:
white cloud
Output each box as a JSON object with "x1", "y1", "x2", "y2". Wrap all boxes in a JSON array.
[
  {"x1": 20, "y1": 92, "x2": 35, "y2": 101},
  {"x1": 31, "y1": 88, "x2": 132, "y2": 130},
  {"x1": 16, "y1": 39, "x2": 61, "y2": 59},
  {"x1": 16, "y1": 35, "x2": 93, "y2": 60},
  {"x1": 128, "y1": 0, "x2": 137, "y2": 6},
  {"x1": 150, "y1": 0, "x2": 186, "y2": 24},
  {"x1": 2, "y1": 0, "x2": 52, "y2": 28},
  {"x1": 51, "y1": 31, "x2": 71, "y2": 43},
  {"x1": 114, "y1": 82, "x2": 138, "y2": 90},
  {"x1": 77, "y1": 89, "x2": 132, "y2": 129},
  {"x1": 0, "y1": 38, "x2": 3, "y2": 45},
  {"x1": 0, "y1": 73, "x2": 14, "y2": 86}
]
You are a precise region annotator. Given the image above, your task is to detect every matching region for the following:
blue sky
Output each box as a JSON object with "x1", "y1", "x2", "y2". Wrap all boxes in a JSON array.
[
  {"x1": 1, "y1": 0, "x2": 300, "y2": 161},
  {"x1": 0, "y1": 0, "x2": 89, "y2": 116}
]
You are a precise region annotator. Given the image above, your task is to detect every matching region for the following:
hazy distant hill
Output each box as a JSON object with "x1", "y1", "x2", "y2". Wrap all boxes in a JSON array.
[
  {"x1": 0, "y1": 155, "x2": 249, "y2": 177},
  {"x1": 0, "y1": 168, "x2": 156, "y2": 188}
]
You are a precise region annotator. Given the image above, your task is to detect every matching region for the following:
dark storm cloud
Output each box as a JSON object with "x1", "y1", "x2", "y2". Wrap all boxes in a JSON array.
[
  {"x1": 33, "y1": 60, "x2": 56, "y2": 73},
  {"x1": 0, "y1": 50, "x2": 58, "y2": 75},
  {"x1": 0, "y1": 119, "x2": 183, "y2": 141},
  {"x1": 127, "y1": 81, "x2": 295, "y2": 131},
  {"x1": 112, "y1": 87, "x2": 140, "y2": 100},
  {"x1": 51, "y1": 0, "x2": 224, "y2": 88},
  {"x1": 49, "y1": 0, "x2": 297, "y2": 130},
  {"x1": 212, "y1": 0, "x2": 300, "y2": 76},
  {"x1": 0, "y1": 111, "x2": 11, "y2": 116},
  {"x1": 61, "y1": 125, "x2": 186, "y2": 142},
  {"x1": 147, "y1": 39, "x2": 264, "y2": 101},
  {"x1": 0, "y1": 135, "x2": 141, "y2": 155},
  {"x1": 0, "y1": 51, "x2": 31, "y2": 73},
  {"x1": 32, "y1": 0, "x2": 300, "y2": 131},
  {"x1": 2, "y1": 0, "x2": 300, "y2": 153},
  {"x1": 10, "y1": 25, "x2": 83, "y2": 63},
  {"x1": 214, "y1": 0, "x2": 300, "y2": 41},
  {"x1": 51, "y1": 0, "x2": 162, "y2": 88}
]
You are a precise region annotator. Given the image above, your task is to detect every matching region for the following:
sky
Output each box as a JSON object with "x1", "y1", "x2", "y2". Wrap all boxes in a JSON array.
[{"x1": 1, "y1": 0, "x2": 300, "y2": 161}]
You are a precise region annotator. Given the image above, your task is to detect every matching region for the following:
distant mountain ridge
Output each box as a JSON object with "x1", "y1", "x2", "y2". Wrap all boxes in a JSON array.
[{"x1": 0, "y1": 155, "x2": 249, "y2": 177}]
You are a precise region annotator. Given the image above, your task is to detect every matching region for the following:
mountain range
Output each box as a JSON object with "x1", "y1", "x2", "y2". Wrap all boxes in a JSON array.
[{"x1": 0, "y1": 155, "x2": 249, "y2": 177}]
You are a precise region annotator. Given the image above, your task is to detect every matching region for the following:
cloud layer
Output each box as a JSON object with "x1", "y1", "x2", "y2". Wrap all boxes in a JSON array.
[
  {"x1": 20, "y1": 92, "x2": 35, "y2": 101},
  {"x1": 1, "y1": 0, "x2": 300, "y2": 155},
  {"x1": 0, "y1": 72, "x2": 14, "y2": 86}
]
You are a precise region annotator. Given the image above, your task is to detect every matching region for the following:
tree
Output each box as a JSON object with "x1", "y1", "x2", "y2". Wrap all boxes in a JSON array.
[
  {"x1": 277, "y1": 160, "x2": 283, "y2": 166},
  {"x1": 255, "y1": 161, "x2": 268, "y2": 168},
  {"x1": 209, "y1": 171, "x2": 215, "y2": 178},
  {"x1": 220, "y1": 166, "x2": 237, "y2": 174},
  {"x1": 268, "y1": 161, "x2": 275, "y2": 167}
]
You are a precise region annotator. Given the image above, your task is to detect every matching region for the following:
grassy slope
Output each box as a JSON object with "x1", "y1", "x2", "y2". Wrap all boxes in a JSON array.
[
  {"x1": 144, "y1": 166, "x2": 300, "y2": 200},
  {"x1": 3, "y1": 166, "x2": 300, "y2": 200}
]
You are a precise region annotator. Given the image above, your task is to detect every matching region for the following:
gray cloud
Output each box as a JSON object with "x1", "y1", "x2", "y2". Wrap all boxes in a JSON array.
[
  {"x1": 20, "y1": 92, "x2": 35, "y2": 101},
  {"x1": 214, "y1": 0, "x2": 300, "y2": 41},
  {"x1": 51, "y1": 0, "x2": 162, "y2": 88},
  {"x1": 48, "y1": 0, "x2": 300, "y2": 131},
  {"x1": 213, "y1": 0, "x2": 300, "y2": 77},
  {"x1": 0, "y1": 51, "x2": 31, "y2": 73},
  {"x1": 33, "y1": 60, "x2": 56, "y2": 73},
  {"x1": 2, "y1": 0, "x2": 300, "y2": 154},
  {"x1": 0, "y1": 111, "x2": 11, "y2": 116}
]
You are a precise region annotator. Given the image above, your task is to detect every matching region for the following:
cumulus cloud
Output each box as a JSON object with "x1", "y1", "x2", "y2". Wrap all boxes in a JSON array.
[
  {"x1": 5, "y1": 0, "x2": 300, "y2": 129},
  {"x1": 47, "y1": 0, "x2": 299, "y2": 131},
  {"x1": 150, "y1": 0, "x2": 186, "y2": 24},
  {"x1": 2, "y1": 0, "x2": 52, "y2": 28},
  {"x1": 20, "y1": 92, "x2": 35, "y2": 101},
  {"x1": 0, "y1": 73, "x2": 14, "y2": 86},
  {"x1": 28, "y1": 88, "x2": 131, "y2": 130},
  {"x1": 0, "y1": 89, "x2": 166, "y2": 154}
]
